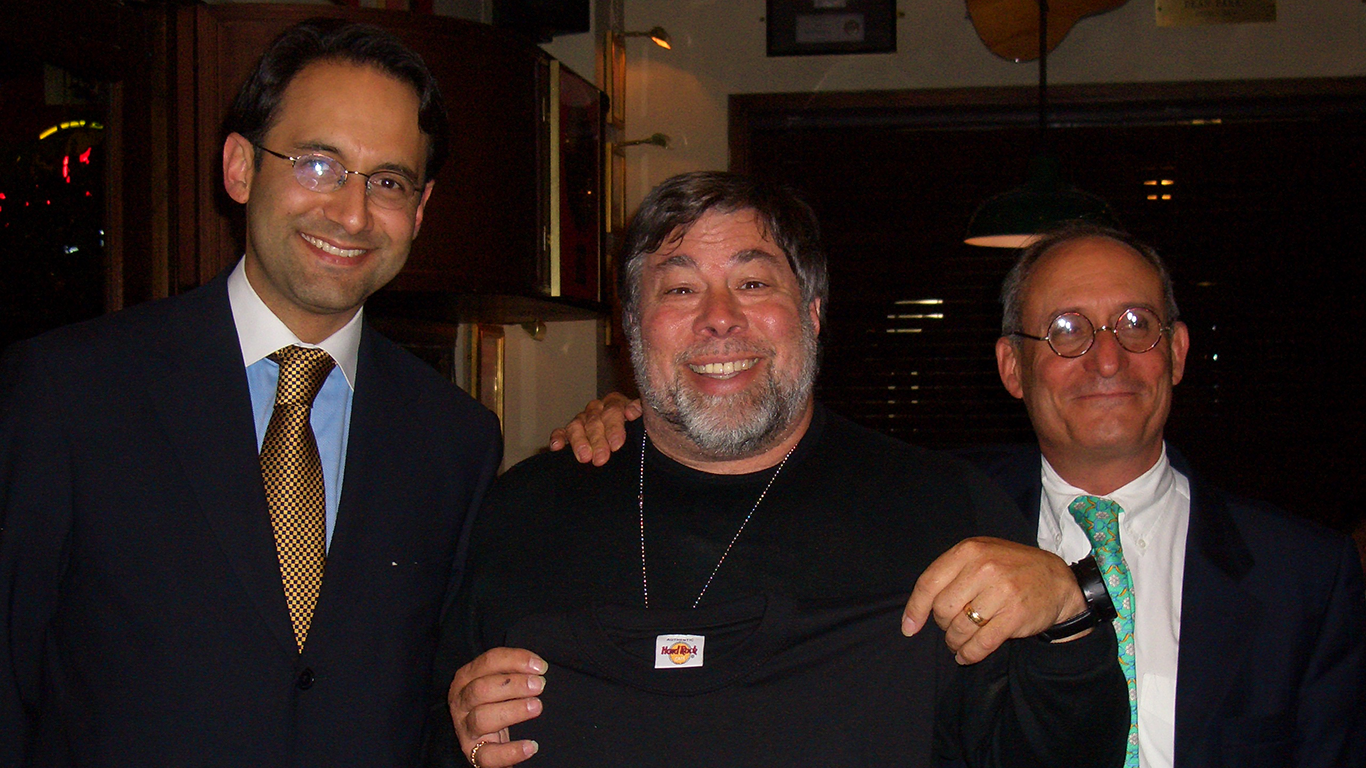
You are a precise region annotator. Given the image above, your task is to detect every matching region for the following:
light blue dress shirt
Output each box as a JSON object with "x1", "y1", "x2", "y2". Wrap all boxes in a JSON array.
[{"x1": 227, "y1": 261, "x2": 360, "y2": 550}]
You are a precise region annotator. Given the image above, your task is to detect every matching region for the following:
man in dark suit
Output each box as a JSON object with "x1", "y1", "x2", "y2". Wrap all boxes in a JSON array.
[
  {"x1": 0, "y1": 19, "x2": 502, "y2": 767},
  {"x1": 985, "y1": 223, "x2": 1366, "y2": 767},
  {"x1": 553, "y1": 222, "x2": 1366, "y2": 767}
]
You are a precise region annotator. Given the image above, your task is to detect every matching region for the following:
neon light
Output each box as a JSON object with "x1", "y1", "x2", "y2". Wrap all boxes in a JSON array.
[
  {"x1": 37, "y1": 119, "x2": 101, "y2": 141},
  {"x1": 79, "y1": 147, "x2": 91, "y2": 164},
  {"x1": 63, "y1": 155, "x2": 70, "y2": 182}
]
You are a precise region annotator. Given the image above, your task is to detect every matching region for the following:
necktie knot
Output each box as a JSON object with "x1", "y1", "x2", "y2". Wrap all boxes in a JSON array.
[
  {"x1": 270, "y1": 346, "x2": 335, "y2": 408},
  {"x1": 1068, "y1": 494, "x2": 1123, "y2": 547}
]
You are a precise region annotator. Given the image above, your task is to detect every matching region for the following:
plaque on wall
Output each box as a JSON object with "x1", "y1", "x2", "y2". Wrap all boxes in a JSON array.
[
  {"x1": 1156, "y1": 0, "x2": 1275, "y2": 27},
  {"x1": 766, "y1": 0, "x2": 896, "y2": 57}
]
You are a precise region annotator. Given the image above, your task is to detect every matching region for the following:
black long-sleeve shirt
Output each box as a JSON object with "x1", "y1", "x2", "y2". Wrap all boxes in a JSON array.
[{"x1": 434, "y1": 404, "x2": 1127, "y2": 767}]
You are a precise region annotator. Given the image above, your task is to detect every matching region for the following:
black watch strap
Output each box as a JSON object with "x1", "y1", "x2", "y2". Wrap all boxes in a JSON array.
[{"x1": 1037, "y1": 554, "x2": 1117, "y2": 642}]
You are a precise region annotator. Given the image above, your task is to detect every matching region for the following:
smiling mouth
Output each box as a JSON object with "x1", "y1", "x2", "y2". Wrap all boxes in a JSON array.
[
  {"x1": 1075, "y1": 389, "x2": 1140, "y2": 403},
  {"x1": 688, "y1": 358, "x2": 759, "y2": 378},
  {"x1": 302, "y1": 233, "x2": 366, "y2": 259}
]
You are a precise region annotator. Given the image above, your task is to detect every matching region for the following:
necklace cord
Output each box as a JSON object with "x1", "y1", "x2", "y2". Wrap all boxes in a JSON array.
[{"x1": 638, "y1": 433, "x2": 796, "y2": 609}]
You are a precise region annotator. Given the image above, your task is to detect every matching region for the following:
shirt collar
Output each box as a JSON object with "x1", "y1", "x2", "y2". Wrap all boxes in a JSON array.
[
  {"x1": 1040, "y1": 444, "x2": 1177, "y2": 542},
  {"x1": 226, "y1": 259, "x2": 361, "y2": 389}
]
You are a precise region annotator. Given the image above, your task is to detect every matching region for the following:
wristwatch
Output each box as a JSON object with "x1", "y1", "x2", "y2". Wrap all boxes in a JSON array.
[{"x1": 1036, "y1": 554, "x2": 1117, "y2": 642}]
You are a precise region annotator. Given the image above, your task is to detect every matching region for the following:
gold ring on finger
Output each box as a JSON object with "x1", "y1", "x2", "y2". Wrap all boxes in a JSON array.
[{"x1": 964, "y1": 603, "x2": 989, "y2": 627}]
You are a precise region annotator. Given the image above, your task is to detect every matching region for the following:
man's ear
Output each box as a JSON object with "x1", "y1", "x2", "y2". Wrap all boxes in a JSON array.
[
  {"x1": 223, "y1": 133, "x2": 254, "y2": 205},
  {"x1": 807, "y1": 297, "x2": 822, "y2": 337},
  {"x1": 411, "y1": 180, "x2": 436, "y2": 239},
  {"x1": 1169, "y1": 320, "x2": 1190, "y2": 386},
  {"x1": 996, "y1": 336, "x2": 1025, "y2": 400}
]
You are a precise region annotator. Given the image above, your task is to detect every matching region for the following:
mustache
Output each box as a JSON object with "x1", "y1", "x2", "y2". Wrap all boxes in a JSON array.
[{"x1": 673, "y1": 338, "x2": 776, "y2": 365}]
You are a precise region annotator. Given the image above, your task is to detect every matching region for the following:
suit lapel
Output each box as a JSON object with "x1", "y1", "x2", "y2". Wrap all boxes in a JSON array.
[
  {"x1": 1172, "y1": 478, "x2": 1260, "y2": 764},
  {"x1": 306, "y1": 325, "x2": 420, "y2": 648},
  {"x1": 1014, "y1": 450, "x2": 1044, "y2": 532},
  {"x1": 992, "y1": 444, "x2": 1045, "y2": 531},
  {"x1": 148, "y1": 279, "x2": 297, "y2": 655}
]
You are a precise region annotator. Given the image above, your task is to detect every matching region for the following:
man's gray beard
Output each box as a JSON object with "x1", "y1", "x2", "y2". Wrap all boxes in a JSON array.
[{"x1": 630, "y1": 315, "x2": 820, "y2": 460}]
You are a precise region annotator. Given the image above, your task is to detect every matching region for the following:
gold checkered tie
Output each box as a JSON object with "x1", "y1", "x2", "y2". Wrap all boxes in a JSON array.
[{"x1": 260, "y1": 345, "x2": 335, "y2": 652}]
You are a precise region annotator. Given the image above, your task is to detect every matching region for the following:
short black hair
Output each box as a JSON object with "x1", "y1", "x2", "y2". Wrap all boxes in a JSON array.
[
  {"x1": 1000, "y1": 222, "x2": 1180, "y2": 337},
  {"x1": 617, "y1": 171, "x2": 828, "y2": 335},
  {"x1": 224, "y1": 17, "x2": 449, "y2": 182}
]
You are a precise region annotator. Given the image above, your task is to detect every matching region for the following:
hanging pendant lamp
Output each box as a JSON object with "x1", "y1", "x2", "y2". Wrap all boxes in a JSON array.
[
  {"x1": 964, "y1": 0, "x2": 1117, "y2": 248},
  {"x1": 965, "y1": 156, "x2": 1116, "y2": 248}
]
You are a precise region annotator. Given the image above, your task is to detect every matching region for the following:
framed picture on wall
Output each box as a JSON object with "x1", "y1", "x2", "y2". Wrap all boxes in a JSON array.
[
  {"x1": 553, "y1": 63, "x2": 603, "y2": 302},
  {"x1": 766, "y1": 0, "x2": 896, "y2": 57},
  {"x1": 471, "y1": 324, "x2": 505, "y2": 427}
]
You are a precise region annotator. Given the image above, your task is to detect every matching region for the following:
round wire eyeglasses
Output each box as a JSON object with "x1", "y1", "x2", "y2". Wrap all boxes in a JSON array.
[{"x1": 1011, "y1": 307, "x2": 1172, "y2": 358}]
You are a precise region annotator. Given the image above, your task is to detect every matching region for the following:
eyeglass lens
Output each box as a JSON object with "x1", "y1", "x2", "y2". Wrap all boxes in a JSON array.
[
  {"x1": 1047, "y1": 307, "x2": 1164, "y2": 357},
  {"x1": 289, "y1": 154, "x2": 417, "y2": 210}
]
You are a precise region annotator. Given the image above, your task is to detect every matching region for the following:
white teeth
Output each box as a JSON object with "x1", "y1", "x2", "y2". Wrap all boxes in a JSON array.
[
  {"x1": 302, "y1": 234, "x2": 364, "y2": 258},
  {"x1": 689, "y1": 358, "x2": 758, "y2": 377}
]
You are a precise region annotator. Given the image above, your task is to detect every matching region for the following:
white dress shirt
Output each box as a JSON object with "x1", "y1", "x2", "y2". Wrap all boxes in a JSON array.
[
  {"x1": 227, "y1": 259, "x2": 361, "y2": 549},
  {"x1": 1037, "y1": 445, "x2": 1191, "y2": 768}
]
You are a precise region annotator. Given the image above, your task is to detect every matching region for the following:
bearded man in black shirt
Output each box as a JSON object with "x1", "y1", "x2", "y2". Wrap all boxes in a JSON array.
[{"x1": 432, "y1": 172, "x2": 1126, "y2": 768}]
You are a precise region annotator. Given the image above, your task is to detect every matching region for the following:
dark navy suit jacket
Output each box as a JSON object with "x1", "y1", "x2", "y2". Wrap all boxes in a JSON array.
[
  {"x1": 963, "y1": 444, "x2": 1366, "y2": 768},
  {"x1": 0, "y1": 273, "x2": 502, "y2": 767}
]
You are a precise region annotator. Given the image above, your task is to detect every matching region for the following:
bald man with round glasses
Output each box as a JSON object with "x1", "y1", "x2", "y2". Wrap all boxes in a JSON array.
[{"x1": 986, "y1": 223, "x2": 1365, "y2": 768}]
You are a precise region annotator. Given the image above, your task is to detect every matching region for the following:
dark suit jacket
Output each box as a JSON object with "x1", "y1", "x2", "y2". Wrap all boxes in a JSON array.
[
  {"x1": 0, "y1": 274, "x2": 502, "y2": 767},
  {"x1": 964, "y1": 444, "x2": 1366, "y2": 768}
]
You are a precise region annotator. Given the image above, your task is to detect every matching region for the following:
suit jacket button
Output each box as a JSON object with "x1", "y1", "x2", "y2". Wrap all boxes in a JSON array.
[{"x1": 296, "y1": 668, "x2": 315, "y2": 690}]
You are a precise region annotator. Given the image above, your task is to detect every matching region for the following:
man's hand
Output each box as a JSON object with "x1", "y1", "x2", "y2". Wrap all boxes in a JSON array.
[
  {"x1": 547, "y1": 392, "x2": 641, "y2": 466},
  {"x1": 901, "y1": 537, "x2": 1087, "y2": 664},
  {"x1": 448, "y1": 648, "x2": 547, "y2": 767}
]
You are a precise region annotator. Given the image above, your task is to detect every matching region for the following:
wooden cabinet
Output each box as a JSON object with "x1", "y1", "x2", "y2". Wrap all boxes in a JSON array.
[
  {"x1": 174, "y1": 3, "x2": 604, "y2": 322},
  {"x1": 549, "y1": 61, "x2": 604, "y2": 305}
]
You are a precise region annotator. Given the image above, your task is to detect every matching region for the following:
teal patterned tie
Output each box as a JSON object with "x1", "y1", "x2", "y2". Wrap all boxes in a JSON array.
[{"x1": 1069, "y1": 495, "x2": 1138, "y2": 768}]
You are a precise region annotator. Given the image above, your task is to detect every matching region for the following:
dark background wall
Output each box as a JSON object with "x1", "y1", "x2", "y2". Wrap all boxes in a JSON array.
[{"x1": 735, "y1": 83, "x2": 1366, "y2": 534}]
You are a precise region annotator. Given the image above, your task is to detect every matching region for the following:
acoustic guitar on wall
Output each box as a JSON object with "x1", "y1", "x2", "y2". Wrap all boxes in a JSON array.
[{"x1": 966, "y1": 0, "x2": 1129, "y2": 61}]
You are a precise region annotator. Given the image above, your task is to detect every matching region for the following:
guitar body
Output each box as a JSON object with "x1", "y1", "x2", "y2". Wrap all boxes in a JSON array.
[{"x1": 966, "y1": 0, "x2": 1129, "y2": 62}]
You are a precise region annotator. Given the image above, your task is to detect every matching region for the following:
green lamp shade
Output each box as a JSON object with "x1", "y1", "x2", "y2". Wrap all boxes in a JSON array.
[{"x1": 965, "y1": 157, "x2": 1118, "y2": 248}]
